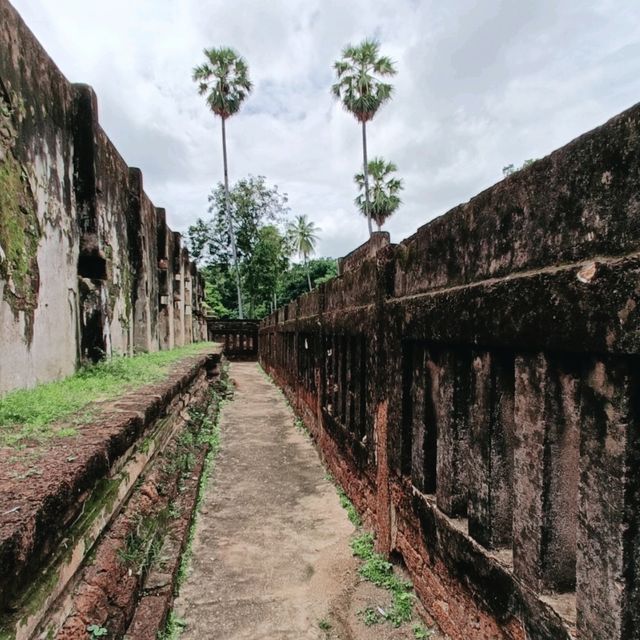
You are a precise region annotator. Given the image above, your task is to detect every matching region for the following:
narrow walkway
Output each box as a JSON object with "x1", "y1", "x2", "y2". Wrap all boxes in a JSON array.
[{"x1": 175, "y1": 362, "x2": 437, "y2": 640}]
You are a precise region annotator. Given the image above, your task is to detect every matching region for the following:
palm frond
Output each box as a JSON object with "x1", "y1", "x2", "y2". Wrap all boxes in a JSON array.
[
  {"x1": 353, "y1": 157, "x2": 404, "y2": 229},
  {"x1": 331, "y1": 38, "x2": 397, "y2": 122},
  {"x1": 286, "y1": 214, "x2": 320, "y2": 260},
  {"x1": 193, "y1": 46, "x2": 252, "y2": 119}
]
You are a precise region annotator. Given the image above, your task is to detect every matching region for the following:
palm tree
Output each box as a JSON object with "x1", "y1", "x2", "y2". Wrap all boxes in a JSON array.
[
  {"x1": 287, "y1": 215, "x2": 319, "y2": 292},
  {"x1": 193, "y1": 47, "x2": 252, "y2": 318},
  {"x1": 332, "y1": 39, "x2": 396, "y2": 237},
  {"x1": 354, "y1": 158, "x2": 403, "y2": 231}
]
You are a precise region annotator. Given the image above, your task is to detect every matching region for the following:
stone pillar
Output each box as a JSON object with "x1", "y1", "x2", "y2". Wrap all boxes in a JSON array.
[
  {"x1": 576, "y1": 357, "x2": 640, "y2": 639},
  {"x1": 513, "y1": 353, "x2": 580, "y2": 592},
  {"x1": 435, "y1": 349, "x2": 470, "y2": 517},
  {"x1": 467, "y1": 351, "x2": 515, "y2": 549},
  {"x1": 401, "y1": 342, "x2": 437, "y2": 494}
]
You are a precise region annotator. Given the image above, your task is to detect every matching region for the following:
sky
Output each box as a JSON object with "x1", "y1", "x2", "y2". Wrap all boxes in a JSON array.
[{"x1": 11, "y1": 0, "x2": 640, "y2": 258}]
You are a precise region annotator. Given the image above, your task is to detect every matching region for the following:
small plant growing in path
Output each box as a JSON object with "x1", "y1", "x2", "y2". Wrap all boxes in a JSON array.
[
  {"x1": 350, "y1": 532, "x2": 415, "y2": 627},
  {"x1": 86, "y1": 624, "x2": 107, "y2": 638},
  {"x1": 294, "y1": 416, "x2": 313, "y2": 439},
  {"x1": 157, "y1": 612, "x2": 187, "y2": 640},
  {"x1": 318, "y1": 618, "x2": 332, "y2": 631},
  {"x1": 359, "y1": 606, "x2": 383, "y2": 626},
  {"x1": 413, "y1": 623, "x2": 434, "y2": 638}
]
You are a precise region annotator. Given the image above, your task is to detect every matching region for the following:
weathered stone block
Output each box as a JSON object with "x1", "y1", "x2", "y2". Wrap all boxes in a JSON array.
[
  {"x1": 513, "y1": 353, "x2": 580, "y2": 593},
  {"x1": 467, "y1": 351, "x2": 515, "y2": 549},
  {"x1": 576, "y1": 357, "x2": 640, "y2": 639}
]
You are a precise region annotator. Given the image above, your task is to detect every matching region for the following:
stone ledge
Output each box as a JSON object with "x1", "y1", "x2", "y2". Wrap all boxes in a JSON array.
[
  {"x1": 0, "y1": 346, "x2": 221, "y2": 639},
  {"x1": 261, "y1": 253, "x2": 640, "y2": 355}
]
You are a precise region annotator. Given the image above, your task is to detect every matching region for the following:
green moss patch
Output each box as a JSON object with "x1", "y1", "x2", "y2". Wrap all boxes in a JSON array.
[{"x1": 0, "y1": 152, "x2": 40, "y2": 313}]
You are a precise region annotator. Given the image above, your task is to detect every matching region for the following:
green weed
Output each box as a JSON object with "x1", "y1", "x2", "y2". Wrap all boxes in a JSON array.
[
  {"x1": 168, "y1": 503, "x2": 181, "y2": 520},
  {"x1": 413, "y1": 623, "x2": 434, "y2": 638},
  {"x1": 0, "y1": 343, "x2": 216, "y2": 447},
  {"x1": 360, "y1": 607, "x2": 382, "y2": 626},
  {"x1": 117, "y1": 512, "x2": 166, "y2": 576},
  {"x1": 294, "y1": 417, "x2": 310, "y2": 436},
  {"x1": 336, "y1": 485, "x2": 361, "y2": 527},
  {"x1": 176, "y1": 384, "x2": 224, "y2": 589},
  {"x1": 350, "y1": 532, "x2": 415, "y2": 627},
  {"x1": 318, "y1": 618, "x2": 332, "y2": 631},
  {"x1": 86, "y1": 624, "x2": 107, "y2": 638},
  {"x1": 157, "y1": 611, "x2": 187, "y2": 640}
]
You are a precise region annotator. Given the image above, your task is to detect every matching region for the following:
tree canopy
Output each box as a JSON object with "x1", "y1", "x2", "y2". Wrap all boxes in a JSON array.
[
  {"x1": 354, "y1": 158, "x2": 403, "y2": 231},
  {"x1": 331, "y1": 39, "x2": 396, "y2": 123},
  {"x1": 332, "y1": 38, "x2": 397, "y2": 236},
  {"x1": 188, "y1": 176, "x2": 289, "y2": 267},
  {"x1": 286, "y1": 215, "x2": 320, "y2": 291},
  {"x1": 188, "y1": 176, "x2": 332, "y2": 319},
  {"x1": 192, "y1": 47, "x2": 252, "y2": 120}
]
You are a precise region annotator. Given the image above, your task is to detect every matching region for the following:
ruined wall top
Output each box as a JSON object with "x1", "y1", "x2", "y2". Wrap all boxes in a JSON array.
[{"x1": 337, "y1": 231, "x2": 390, "y2": 275}]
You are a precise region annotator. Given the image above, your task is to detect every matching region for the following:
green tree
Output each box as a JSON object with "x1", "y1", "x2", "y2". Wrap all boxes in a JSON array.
[
  {"x1": 277, "y1": 258, "x2": 338, "y2": 306},
  {"x1": 188, "y1": 176, "x2": 288, "y2": 267},
  {"x1": 354, "y1": 157, "x2": 403, "y2": 231},
  {"x1": 200, "y1": 264, "x2": 235, "y2": 318},
  {"x1": 188, "y1": 176, "x2": 291, "y2": 319},
  {"x1": 332, "y1": 39, "x2": 396, "y2": 237},
  {"x1": 244, "y1": 225, "x2": 289, "y2": 317},
  {"x1": 193, "y1": 47, "x2": 252, "y2": 318},
  {"x1": 286, "y1": 215, "x2": 319, "y2": 292}
]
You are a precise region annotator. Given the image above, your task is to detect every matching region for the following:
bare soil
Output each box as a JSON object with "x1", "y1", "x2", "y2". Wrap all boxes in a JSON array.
[{"x1": 175, "y1": 362, "x2": 444, "y2": 640}]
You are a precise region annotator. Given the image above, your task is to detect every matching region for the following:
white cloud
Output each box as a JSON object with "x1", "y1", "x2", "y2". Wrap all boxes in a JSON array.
[{"x1": 11, "y1": 0, "x2": 640, "y2": 257}]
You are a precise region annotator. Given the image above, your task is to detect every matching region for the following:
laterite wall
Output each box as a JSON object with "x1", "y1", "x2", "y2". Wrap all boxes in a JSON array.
[
  {"x1": 0, "y1": 0, "x2": 207, "y2": 395},
  {"x1": 260, "y1": 102, "x2": 640, "y2": 640}
]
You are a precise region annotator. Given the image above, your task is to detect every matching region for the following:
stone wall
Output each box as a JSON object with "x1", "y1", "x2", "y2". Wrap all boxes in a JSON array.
[
  {"x1": 259, "y1": 102, "x2": 640, "y2": 640},
  {"x1": 207, "y1": 319, "x2": 259, "y2": 359},
  {"x1": 337, "y1": 230, "x2": 389, "y2": 275},
  {"x1": 0, "y1": 0, "x2": 207, "y2": 395}
]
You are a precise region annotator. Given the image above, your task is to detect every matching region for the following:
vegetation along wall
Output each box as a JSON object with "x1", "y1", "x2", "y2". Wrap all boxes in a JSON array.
[
  {"x1": 260, "y1": 101, "x2": 640, "y2": 640},
  {"x1": 0, "y1": 0, "x2": 207, "y2": 395}
]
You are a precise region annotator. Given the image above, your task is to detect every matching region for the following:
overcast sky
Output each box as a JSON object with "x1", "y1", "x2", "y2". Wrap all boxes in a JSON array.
[{"x1": 11, "y1": 0, "x2": 640, "y2": 258}]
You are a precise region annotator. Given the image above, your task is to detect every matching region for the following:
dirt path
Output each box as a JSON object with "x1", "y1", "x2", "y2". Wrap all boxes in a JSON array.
[{"x1": 174, "y1": 362, "x2": 441, "y2": 640}]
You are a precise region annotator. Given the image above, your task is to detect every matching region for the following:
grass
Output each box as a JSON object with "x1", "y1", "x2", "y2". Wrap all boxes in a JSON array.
[
  {"x1": 0, "y1": 342, "x2": 215, "y2": 447},
  {"x1": 359, "y1": 606, "x2": 382, "y2": 626},
  {"x1": 175, "y1": 370, "x2": 230, "y2": 590},
  {"x1": 157, "y1": 612, "x2": 187, "y2": 640},
  {"x1": 350, "y1": 532, "x2": 414, "y2": 627},
  {"x1": 117, "y1": 511, "x2": 167, "y2": 576},
  {"x1": 336, "y1": 485, "x2": 362, "y2": 528},
  {"x1": 413, "y1": 623, "x2": 434, "y2": 638},
  {"x1": 152, "y1": 371, "x2": 230, "y2": 640}
]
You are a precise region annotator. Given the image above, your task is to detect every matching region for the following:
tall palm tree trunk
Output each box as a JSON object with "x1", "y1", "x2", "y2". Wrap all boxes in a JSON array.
[
  {"x1": 361, "y1": 120, "x2": 373, "y2": 237},
  {"x1": 221, "y1": 117, "x2": 244, "y2": 319}
]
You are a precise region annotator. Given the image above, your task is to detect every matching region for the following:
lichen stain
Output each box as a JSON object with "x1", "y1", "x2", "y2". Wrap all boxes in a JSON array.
[{"x1": 0, "y1": 86, "x2": 41, "y2": 344}]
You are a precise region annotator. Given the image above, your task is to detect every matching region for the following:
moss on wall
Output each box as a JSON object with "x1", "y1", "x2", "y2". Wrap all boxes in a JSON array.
[{"x1": 0, "y1": 90, "x2": 40, "y2": 338}]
